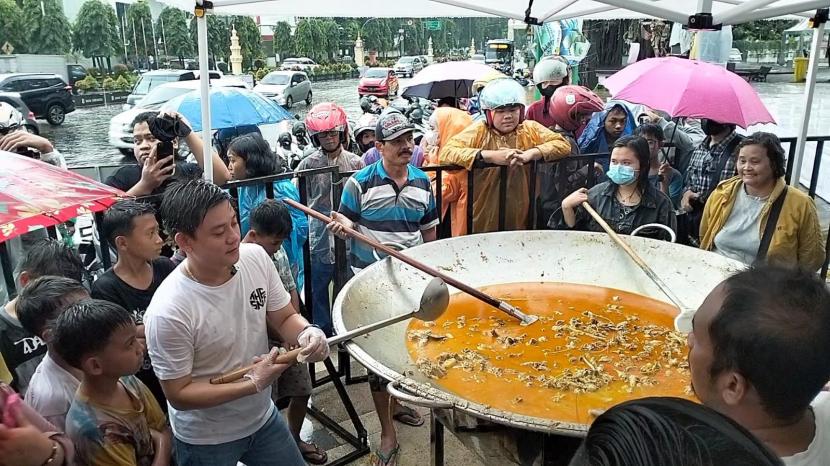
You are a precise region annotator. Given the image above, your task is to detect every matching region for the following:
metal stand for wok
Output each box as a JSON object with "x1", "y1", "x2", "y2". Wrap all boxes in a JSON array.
[{"x1": 388, "y1": 382, "x2": 583, "y2": 466}]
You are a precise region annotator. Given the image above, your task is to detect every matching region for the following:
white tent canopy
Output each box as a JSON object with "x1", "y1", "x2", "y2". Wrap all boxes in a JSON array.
[
  {"x1": 160, "y1": 0, "x2": 820, "y2": 23},
  {"x1": 159, "y1": 0, "x2": 828, "y2": 186}
]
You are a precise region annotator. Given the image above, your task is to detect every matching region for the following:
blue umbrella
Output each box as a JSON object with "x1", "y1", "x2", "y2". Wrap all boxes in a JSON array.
[{"x1": 161, "y1": 87, "x2": 294, "y2": 132}]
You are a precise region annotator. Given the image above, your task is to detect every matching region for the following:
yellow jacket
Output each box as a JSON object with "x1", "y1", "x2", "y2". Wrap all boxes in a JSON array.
[
  {"x1": 440, "y1": 119, "x2": 571, "y2": 232},
  {"x1": 700, "y1": 176, "x2": 825, "y2": 270}
]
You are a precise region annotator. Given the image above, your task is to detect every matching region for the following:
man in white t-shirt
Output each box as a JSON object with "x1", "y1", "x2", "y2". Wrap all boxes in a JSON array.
[
  {"x1": 145, "y1": 179, "x2": 329, "y2": 466},
  {"x1": 17, "y1": 276, "x2": 89, "y2": 429},
  {"x1": 686, "y1": 265, "x2": 830, "y2": 465}
]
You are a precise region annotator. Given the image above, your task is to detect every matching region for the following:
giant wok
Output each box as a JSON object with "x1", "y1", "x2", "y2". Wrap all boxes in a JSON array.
[{"x1": 331, "y1": 231, "x2": 744, "y2": 464}]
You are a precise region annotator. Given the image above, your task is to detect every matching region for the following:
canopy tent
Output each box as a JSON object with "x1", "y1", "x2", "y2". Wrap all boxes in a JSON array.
[{"x1": 161, "y1": 0, "x2": 828, "y2": 188}]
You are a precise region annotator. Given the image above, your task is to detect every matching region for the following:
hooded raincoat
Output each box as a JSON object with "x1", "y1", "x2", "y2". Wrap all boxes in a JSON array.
[
  {"x1": 424, "y1": 108, "x2": 474, "y2": 236},
  {"x1": 441, "y1": 119, "x2": 572, "y2": 233},
  {"x1": 578, "y1": 102, "x2": 637, "y2": 169}
]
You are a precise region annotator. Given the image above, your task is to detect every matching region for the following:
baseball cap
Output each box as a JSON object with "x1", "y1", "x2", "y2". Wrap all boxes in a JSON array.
[{"x1": 375, "y1": 110, "x2": 414, "y2": 142}]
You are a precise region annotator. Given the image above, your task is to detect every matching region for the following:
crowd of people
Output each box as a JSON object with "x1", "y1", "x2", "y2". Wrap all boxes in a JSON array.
[{"x1": 0, "y1": 51, "x2": 828, "y2": 466}]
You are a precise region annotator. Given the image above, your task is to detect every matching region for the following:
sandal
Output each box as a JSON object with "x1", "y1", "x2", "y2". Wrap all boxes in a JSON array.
[
  {"x1": 298, "y1": 440, "x2": 328, "y2": 465},
  {"x1": 392, "y1": 405, "x2": 424, "y2": 427},
  {"x1": 371, "y1": 444, "x2": 400, "y2": 466}
]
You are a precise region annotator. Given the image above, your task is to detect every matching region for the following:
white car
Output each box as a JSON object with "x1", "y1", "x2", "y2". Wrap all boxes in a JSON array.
[
  {"x1": 729, "y1": 48, "x2": 744, "y2": 63},
  {"x1": 253, "y1": 71, "x2": 312, "y2": 108},
  {"x1": 280, "y1": 58, "x2": 319, "y2": 72},
  {"x1": 109, "y1": 78, "x2": 248, "y2": 155},
  {"x1": 394, "y1": 56, "x2": 425, "y2": 78},
  {"x1": 470, "y1": 54, "x2": 486, "y2": 63}
]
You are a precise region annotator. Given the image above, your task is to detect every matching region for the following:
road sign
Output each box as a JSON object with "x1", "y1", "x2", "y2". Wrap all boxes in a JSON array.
[
  {"x1": 425, "y1": 20, "x2": 442, "y2": 31},
  {"x1": 2, "y1": 42, "x2": 14, "y2": 55}
]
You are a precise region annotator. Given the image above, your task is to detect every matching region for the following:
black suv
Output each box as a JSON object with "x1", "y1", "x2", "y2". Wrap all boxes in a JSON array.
[{"x1": 0, "y1": 73, "x2": 76, "y2": 125}]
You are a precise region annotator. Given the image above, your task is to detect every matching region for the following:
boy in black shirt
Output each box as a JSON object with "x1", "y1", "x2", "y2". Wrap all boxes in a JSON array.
[
  {"x1": 91, "y1": 200, "x2": 176, "y2": 411},
  {"x1": 0, "y1": 239, "x2": 84, "y2": 395}
]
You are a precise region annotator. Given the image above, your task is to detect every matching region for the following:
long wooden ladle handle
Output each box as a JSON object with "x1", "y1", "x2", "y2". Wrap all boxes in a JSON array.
[
  {"x1": 209, "y1": 348, "x2": 303, "y2": 384},
  {"x1": 581, "y1": 201, "x2": 688, "y2": 313},
  {"x1": 282, "y1": 198, "x2": 537, "y2": 325}
]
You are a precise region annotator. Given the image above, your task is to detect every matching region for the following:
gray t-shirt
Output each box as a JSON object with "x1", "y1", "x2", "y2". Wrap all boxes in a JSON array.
[{"x1": 713, "y1": 186, "x2": 765, "y2": 264}]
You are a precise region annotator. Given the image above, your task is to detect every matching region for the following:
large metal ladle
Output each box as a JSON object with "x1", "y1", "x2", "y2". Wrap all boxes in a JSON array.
[{"x1": 210, "y1": 277, "x2": 450, "y2": 384}]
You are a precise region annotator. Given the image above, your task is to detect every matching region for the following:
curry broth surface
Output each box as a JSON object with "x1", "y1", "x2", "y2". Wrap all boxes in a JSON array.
[{"x1": 406, "y1": 282, "x2": 694, "y2": 425}]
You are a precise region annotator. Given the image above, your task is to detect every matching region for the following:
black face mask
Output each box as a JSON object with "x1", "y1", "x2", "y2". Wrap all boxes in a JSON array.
[
  {"x1": 538, "y1": 84, "x2": 558, "y2": 98},
  {"x1": 702, "y1": 119, "x2": 728, "y2": 136}
]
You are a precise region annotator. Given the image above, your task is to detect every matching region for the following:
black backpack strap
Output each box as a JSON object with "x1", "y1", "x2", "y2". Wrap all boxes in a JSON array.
[
  {"x1": 708, "y1": 134, "x2": 744, "y2": 190},
  {"x1": 756, "y1": 187, "x2": 787, "y2": 263}
]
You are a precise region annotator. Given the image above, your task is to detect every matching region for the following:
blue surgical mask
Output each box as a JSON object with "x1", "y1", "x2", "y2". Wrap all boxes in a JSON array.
[{"x1": 607, "y1": 164, "x2": 638, "y2": 186}]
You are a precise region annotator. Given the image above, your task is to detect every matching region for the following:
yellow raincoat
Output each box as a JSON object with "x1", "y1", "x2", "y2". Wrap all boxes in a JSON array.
[
  {"x1": 700, "y1": 176, "x2": 826, "y2": 270},
  {"x1": 424, "y1": 108, "x2": 474, "y2": 237},
  {"x1": 440, "y1": 119, "x2": 572, "y2": 232}
]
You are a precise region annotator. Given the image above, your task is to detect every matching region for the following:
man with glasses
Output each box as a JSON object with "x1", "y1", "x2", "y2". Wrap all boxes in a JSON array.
[
  {"x1": 105, "y1": 111, "x2": 230, "y2": 196},
  {"x1": 634, "y1": 123, "x2": 683, "y2": 209}
]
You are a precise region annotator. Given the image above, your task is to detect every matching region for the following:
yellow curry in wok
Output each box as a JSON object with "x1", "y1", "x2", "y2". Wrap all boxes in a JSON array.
[{"x1": 406, "y1": 282, "x2": 694, "y2": 425}]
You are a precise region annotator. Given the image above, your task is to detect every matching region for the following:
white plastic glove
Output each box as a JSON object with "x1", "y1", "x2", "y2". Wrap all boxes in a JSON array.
[
  {"x1": 297, "y1": 326, "x2": 330, "y2": 363},
  {"x1": 243, "y1": 348, "x2": 287, "y2": 392}
]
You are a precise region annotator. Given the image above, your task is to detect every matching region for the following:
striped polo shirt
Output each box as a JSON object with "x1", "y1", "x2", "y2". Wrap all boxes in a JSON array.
[{"x1": 339, "y1": 160, "x2": 439, "y2": 270}]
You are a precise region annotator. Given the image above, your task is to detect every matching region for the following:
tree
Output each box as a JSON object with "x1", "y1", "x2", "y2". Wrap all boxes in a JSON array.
[
  {"x1": 232, "y1": 15, "x2": 263, "y2": 70},
  {"x1": 157, "y1": 7, "x2": 194, "y2": 67},
  {"x1": 363, "y1": 19, "x2": 393, "y2": 58},
  {"x1": 319, "y1": 19, "x2": 341, "y2": 62},
  {"x1": 72, "y1": 0, "x2": 120, "y2": 70},
  {"x1": 189, "y1": 15, "x2": 230, "y2": 65},
  {"x1": 272, "y1": 21, "x2": 293, "y2": 59},
  {"x1": 126, "y1": 0, "x2": 155, "y2": 66},
  {"x1": 20, "y1": 0, "x2": 72, "y2": 54},
  {"x1": 0, "y1": 0, "x2": 26, "y2": 53},
  {"x1": 294, "y1": 19, "x2": 317, "y2": 61}
]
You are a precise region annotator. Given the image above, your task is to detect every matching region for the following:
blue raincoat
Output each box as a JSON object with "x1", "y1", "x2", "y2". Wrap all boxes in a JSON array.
[
  {"x1": 577, "y1": 102, "x2": 637, "y2": 171},
  {"x1": 238, "y1": 179, "x2": 309, "y2": 291}
]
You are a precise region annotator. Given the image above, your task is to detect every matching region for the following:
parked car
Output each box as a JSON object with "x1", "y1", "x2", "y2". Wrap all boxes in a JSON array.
[
  {"x1": 123, "y1": 69, "x2": 223, "y2": 110},
  {"x1": 0, "y1": 73, "x2": 75, "y2": 125},
  {"x1": 280, "y1": 58, "x2": 319, "y2": 72},
  {"x1": 470, "y1": 54, "x2": 486, "y2": 64},
  {"x1": 729, "y1": 48, "x2": 744, "y2": 63},
  {"x1": 358, "y1": 68, "x2": 399, "y2": 98},
  {"x1": 109, "y1": 78, "x2": 247, "y2": 155},
  {"x1": 0, "y1": 92, "x2": 39, "y2": 134},
  {"x1": 394, "y1": 56, "x2": 425, "y2": 77},
  {"x1": 419, "y1": 55, "x2": 430, "y2": 66},
  {"x1": 254, "y1": 71, "x2": 312, "y2": 108}
]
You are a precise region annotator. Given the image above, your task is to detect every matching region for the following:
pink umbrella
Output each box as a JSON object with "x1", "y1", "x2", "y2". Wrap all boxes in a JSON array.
[{"x1": 604, "y1": 57, "x2": 775, "y2": 128}]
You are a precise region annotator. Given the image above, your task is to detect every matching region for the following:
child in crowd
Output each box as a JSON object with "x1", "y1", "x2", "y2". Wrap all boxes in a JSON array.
[
  {"x1": 241, "y1": 199, "x2": 327, "y2": 464},
  {"x1": 91, "y1": 200, "x2": 176, "y2": 411},
  {"x1": 17, "y1": 276, "x2": 89, "y2": 429},
  {"x1": 0, "y1": 239, "x2": 84, "y2": 396},
  {"x1": 53, "y1": 299, "x2": 171, "y2": 466}
]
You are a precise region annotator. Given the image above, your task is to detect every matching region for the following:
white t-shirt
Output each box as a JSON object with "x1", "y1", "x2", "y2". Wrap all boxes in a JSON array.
[
  {"x1": 145, "y1": 243, "x2": 290, "y2": 445},
  {"x1": 24, "y1": 352, "x2": 80, "y2": 430},
  {"x1": 782, "y1": 392, "x2": 830, "y2": 466}
]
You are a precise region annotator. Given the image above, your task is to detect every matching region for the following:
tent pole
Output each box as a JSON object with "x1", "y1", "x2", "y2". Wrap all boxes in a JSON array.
[
  {"x1": 427, "y1": 0, "x2": 526, "y2": 21},
  {"x1": 714, "y1": 0, "x2": 776, "y2": 25},
  {"x1": 548, "y1": 5, "x2": 616, "y2": 21},
  {"x1": 721, "y1": 0, "x2": 830, "y2": 24},
  {"x1": 540, "y1": 0, "x2": 579, "y2": 22},
  {"x1": 697, "y1": 0, "x2": 713, "y2": 14},
  {"x1": 715, "y1": 0, "x2": 813, "y2": 18},
  {"x1": 196, "y1": 4, "x2": 213, "y2": 183},
  {"x1": 790, "y1": 21, "x2": 825, "y2": 188}
]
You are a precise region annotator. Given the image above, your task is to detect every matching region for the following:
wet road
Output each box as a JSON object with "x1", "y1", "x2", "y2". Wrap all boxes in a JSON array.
[{"x1": 47, "y1": 77, "x2": 404, "y2": 168}]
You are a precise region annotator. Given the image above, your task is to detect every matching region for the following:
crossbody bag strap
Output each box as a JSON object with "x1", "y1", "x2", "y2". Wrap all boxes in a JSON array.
[{"x1": 755, "y1": 187, "x2": 787, "y2": 263}]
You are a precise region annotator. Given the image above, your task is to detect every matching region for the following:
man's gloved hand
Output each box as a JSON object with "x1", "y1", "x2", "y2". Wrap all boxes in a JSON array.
[
  {"x1": 243, "y1": 348, "x2": 289, "y2": 392},
  {"x1": 297, "y1": 326, "x2": 329, "y2": 363}
]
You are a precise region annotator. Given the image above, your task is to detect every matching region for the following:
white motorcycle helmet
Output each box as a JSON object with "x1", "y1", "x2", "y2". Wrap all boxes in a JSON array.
[
  {"x1": 0, "y1": 102, "x2": 24, "y2": 135},
  {"x1": 532, "y1": 56, "x2": 570, "y2": 86}
]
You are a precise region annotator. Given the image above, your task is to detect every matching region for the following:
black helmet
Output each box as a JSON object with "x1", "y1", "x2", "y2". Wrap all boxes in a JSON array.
[
  {"x1": 409, "y1": 108, "x2": 424, "y2": 124},
  {"x1": 292, "y1": 121, "x2": 307, "y2": 138},
  {"x1": 278, "y1": 132, "x2": 293, "y2": 149}
]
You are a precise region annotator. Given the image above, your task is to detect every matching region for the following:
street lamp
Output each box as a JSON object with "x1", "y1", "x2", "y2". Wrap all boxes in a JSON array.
[{"x1": 398, "y1": 28, "x2": 405, "y2": 57}]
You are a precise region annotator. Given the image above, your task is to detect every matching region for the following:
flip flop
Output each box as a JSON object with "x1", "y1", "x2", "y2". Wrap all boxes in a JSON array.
[
  {"x1": 371, "y1": 443, "x2": 400, "y2": 466},
  {"x1": 298, "y1": 441, "x2": 328, "y2": 465},
  {"x1": 392, "y1": 405, "x2": 424, "y2": 427}
]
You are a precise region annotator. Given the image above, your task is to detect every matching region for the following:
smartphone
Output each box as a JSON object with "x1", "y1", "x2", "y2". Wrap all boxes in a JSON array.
[{"x1": 156, "y1": 140, "x2": 176, "y2": 176}]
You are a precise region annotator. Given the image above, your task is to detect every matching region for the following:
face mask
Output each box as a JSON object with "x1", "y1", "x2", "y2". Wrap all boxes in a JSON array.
[
  {"x1": 607, "y1": 164, "x2": 638, "y2": 186},
  {"x1": 424, "y1": 129, "x2": 439, "y2": 147},
  {"x1": 538, "y1": 85, "x2": 557, "y2": 98},
  {"x1": 702, "y1": 119, "x2": 727, "y2": 136}
]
